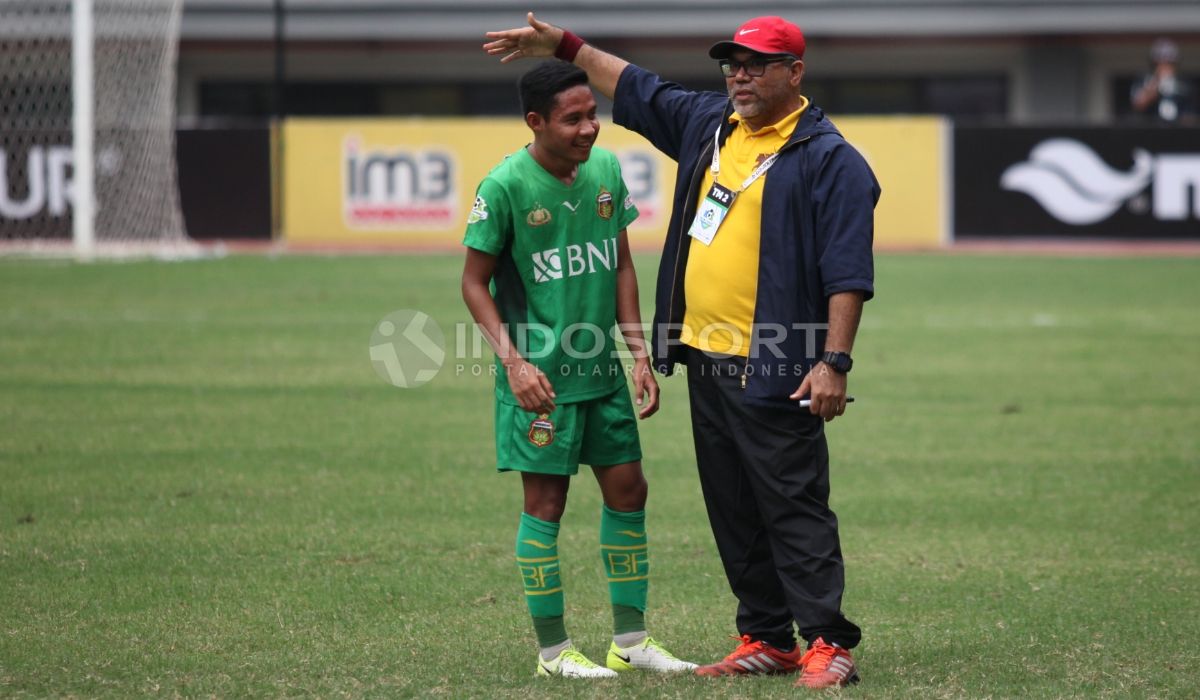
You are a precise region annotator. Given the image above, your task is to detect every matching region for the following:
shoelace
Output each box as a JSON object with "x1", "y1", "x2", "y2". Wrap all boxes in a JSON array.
[
  {"x1": 727, "y1": 634, "x2": 768, "y2": 659},
  {"x1": 800, "y1": 642, "x2": 838, "y2": 673},
  {"x1": 562, "y1": 648, "x2": 600, "y2": 668},
  {"x1": 643, "y1": 637, "x2": 682, "y2": 660}
]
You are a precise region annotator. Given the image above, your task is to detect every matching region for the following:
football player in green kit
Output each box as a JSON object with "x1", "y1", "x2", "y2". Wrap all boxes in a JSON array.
[{"x1": 461, "y1": 60, "x2": 695, "y2": 679}]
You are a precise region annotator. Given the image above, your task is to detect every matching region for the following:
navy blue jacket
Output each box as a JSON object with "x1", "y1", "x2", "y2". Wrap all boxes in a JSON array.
[{"x1": 613, "y1": 64, "x2": 880, "y2": 408}]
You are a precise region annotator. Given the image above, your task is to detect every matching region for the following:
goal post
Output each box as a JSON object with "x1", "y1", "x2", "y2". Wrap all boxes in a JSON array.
[
  {"x1": 0, "y1": 0, "x2": 192, "y2": 258},
  {"x1": 73, "y1": 0, "x2": 94, "y2": 258}
]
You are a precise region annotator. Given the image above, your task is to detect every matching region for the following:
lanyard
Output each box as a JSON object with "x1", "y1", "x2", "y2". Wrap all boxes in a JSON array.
[{"x1": 709, "y1": 123, "x2": 781, "y2": 194}]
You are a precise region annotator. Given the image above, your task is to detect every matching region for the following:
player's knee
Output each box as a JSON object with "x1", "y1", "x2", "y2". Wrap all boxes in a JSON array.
[
  {"x1": 611, "y1": 475, "x2": 647, "y2": 511},
  {"x1": 524, "y1": 492, "x2": 568, "y2": 522}
]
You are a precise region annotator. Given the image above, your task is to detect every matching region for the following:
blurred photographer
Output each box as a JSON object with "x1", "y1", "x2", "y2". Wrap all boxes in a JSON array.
[{"x1": 1131, "y1": 38, "x2": 1195, "y2": 124}]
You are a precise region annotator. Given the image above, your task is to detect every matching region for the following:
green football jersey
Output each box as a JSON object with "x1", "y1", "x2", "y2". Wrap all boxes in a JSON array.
[{"x1": 463, "y1": 146, "x2": 639, "y2": 405}]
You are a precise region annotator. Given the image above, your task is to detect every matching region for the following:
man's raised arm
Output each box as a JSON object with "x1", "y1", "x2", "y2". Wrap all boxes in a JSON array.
[{"x1": 483, "y1": 12, "x2": 629, "y2": 100}]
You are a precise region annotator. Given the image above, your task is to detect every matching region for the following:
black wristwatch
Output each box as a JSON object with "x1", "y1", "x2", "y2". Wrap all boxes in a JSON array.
[{"x1": 821, "y1": 351, "x2": 853, "y2": 374}]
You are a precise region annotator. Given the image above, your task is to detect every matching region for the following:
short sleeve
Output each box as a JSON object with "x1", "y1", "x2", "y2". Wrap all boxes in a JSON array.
[
  {"x1": 462, "y1": 177, "x2": 511, "y2": 255},
  {"x1": 613, "y1": 158, "x2": 639, "y2": 231},
  {"x1": 812, "y1": 141, "x2": 879, "y2": 301}
]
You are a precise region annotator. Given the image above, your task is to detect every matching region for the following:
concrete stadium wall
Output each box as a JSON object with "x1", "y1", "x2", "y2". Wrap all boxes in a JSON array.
[{"x1": 177, "y1": 37, "x2": 1200, "y2": 124}]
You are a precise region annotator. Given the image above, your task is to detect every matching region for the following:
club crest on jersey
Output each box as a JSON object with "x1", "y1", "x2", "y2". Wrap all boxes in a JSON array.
[
  {"x1": 527, "y1": 203, "x2": 552, "y2": 227},
  {"x1": 467, "y1": 195, "x2": 489, "y2": 224},
  {"x1": 596, "y1": 187, "x2": 614, "y2": 220},
  {"x1": 528, "y1": 413, "x2": 555, "y2": 447}
]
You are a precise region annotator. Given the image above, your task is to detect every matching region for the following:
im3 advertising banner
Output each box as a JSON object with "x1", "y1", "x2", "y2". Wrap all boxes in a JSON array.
[{"x1": 282, "y1": 116, "x2": 947, "y2": 249}]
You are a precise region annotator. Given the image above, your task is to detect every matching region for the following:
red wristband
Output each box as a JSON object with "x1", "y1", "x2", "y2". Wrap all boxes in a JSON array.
[{"x1": 554, "y1": 30, "x2": 585, "y2": 62}]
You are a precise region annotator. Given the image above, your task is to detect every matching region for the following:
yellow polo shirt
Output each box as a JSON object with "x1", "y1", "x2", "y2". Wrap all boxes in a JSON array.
[{"x1": 682, "y1": 100, "x2": 809, "y2": 356}]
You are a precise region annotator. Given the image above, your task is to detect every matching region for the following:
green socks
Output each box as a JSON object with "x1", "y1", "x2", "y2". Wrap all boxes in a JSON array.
[
  {"x1": 516, "y1": 506, "x2": 650, "y2": 648},
  {"x1": 600, "y1": 504, "x2": 648, "y2": 635},
  {"x1": 516, "y1": 512, "x2": 568, "y2": 648}
]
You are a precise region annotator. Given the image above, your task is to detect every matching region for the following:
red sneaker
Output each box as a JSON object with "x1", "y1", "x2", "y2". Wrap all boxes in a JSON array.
[
  {"x1": 796, "y1": 637, "x2": 859, "y2": 688},
  {"x1": 695, "y1": 635, "x2": 803, "y2": 677}
]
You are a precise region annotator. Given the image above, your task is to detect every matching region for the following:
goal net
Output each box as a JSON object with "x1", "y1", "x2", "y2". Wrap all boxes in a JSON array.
[{"x1": 0, "y1": 0, "x2": 191, "y2": 257}]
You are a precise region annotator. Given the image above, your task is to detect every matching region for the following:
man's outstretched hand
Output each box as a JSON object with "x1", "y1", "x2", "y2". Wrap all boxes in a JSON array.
[{"x1": 483, "y1": 12, "x2": 562, "y2": 63}]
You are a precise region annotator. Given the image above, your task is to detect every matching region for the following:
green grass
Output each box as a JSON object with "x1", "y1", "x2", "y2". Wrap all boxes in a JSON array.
[{"x1": 1, "y1": 252, "x2": 1198, "y2": 698}]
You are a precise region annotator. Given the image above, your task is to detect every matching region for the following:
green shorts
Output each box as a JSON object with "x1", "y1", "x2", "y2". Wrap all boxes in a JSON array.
[{"x1": 495, "y1": 384, "x2": 642, "y2": 475}]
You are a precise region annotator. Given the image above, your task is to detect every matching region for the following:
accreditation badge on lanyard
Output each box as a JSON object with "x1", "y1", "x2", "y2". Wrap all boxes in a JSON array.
[{"x1": 687, "y1": 124, "x2": 781, "y2": 246}]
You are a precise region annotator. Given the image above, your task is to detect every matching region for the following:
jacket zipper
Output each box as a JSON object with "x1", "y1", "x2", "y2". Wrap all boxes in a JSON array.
[
  {"x1": 739, "y1": 133, "x2": 814, "y2": 391},
  {"x1": 666, "y1": 137, "x2": 716, "y2": 358}
]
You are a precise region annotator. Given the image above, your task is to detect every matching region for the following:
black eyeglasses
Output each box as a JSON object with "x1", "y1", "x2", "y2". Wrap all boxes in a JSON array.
[{"x1": 718, "y1": 56, "x2": 794, "y2": 78}]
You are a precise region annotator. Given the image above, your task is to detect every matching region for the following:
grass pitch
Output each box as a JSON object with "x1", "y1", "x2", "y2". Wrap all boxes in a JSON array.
[{"x1": 1, "y1": 252, "x2": 1198, "y2": 698}]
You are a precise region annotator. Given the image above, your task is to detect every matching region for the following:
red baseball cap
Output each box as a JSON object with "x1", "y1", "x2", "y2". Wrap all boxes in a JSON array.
[{"x1": 709, "y1": 16, "x2": 806, "y2": 60}]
